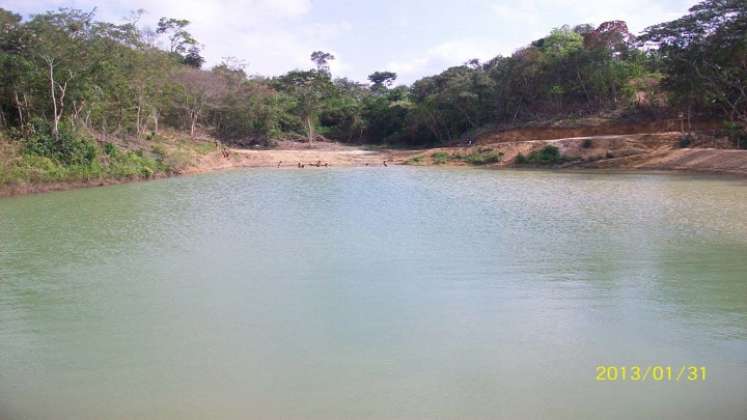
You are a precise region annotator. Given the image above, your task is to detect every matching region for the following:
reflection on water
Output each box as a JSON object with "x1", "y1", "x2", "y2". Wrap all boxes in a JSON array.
[{"x1": 1, "y1": 168, "x2": 746, "y2": 419}]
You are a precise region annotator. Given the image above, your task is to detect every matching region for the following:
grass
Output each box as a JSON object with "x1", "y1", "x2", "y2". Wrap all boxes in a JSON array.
[
  {"x1": 1, "y1": 134, "x2": 197, "y2": 190},
  {"x1": 405, "y1": 155, "x2": 424, "y2": 165},
  {"x1": 462, "y1": 149, "x2": 503, "y2": 165},
  {"x1": 406, "y1": 148, "x2": 504, "y2": 166}
]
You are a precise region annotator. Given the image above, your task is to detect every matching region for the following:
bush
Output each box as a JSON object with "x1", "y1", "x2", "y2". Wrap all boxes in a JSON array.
[
  {"x1": 582, "y1": 139, "x2": 593, "y2": 149},
  {"x1": 721, "y1": 122, "x2": 747, "y2": 149},
  {"x1": 109, "y1": 151, "x2": 160, "y2": 179},
  {"x1": 678, "y1": 133, "x2": 693, "y2": 148},
  {"x1": 463, "y1": 149, "x2": 503, "y2": 165},
  {"x1": 529, "y1": 145, "x2": 562, "y2": 164},
  {"x1": 405, "y1": 156, "x2": 423, "y2": 165},
  {"x1": 516, "y1": 145, "x2": 564, "y2": 165},
  {"x1": 103, "y1": 143, "x2": 118, "y2": 157},
  {"x1": 151, "y1": 145, "x2": 167, "y2": 162},
  {"x1": 23, "y1": 120, "x2": 96, "y2": 165},
  {"x1": 431, "y1": 152, "x2": 449, "y2": 164}
]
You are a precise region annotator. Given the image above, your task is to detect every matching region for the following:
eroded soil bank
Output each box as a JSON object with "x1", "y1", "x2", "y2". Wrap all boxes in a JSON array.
[
  {"x1": 399, "y1": 132, "x2": 747, "y2": 176},
  {"x1": 3, "y1": 131, "x2": 747, "y2": 197}
]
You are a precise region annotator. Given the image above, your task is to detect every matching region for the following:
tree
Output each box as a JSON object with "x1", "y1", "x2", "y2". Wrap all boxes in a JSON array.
[
  {"x1": 275, "y1": 70, "x2": 333, "y2": 144},
  {"x1": 0, "y1": 8, "x2": 28, "y2": 129},
  {"x1": 310, "y1": 50, "x2": 334, "y2": 74},
  {"x1": 183, "y1": 46, "x2": 205, "y2": 68},
  {"x1": 368, "y1": 71, "x2": 397, "y2": 91},
  {"x1": 156, "y1": 17, "x2": 196, "y2": 55},
  {"x1": 25, "y1": 9, "x2": 97, "y2": 141},
  {"x1": 536, "y1": 25, "x2": 583, "y2": 59},
  {"x1": 642, "y1": 0, "x2": 747, "y2": 131},
  {"x1": 584, "y1": 21, "x2": 635, "y2": 56},
  {"x1": 174, "y1": 67, "x2": 228, "y2": 138}
]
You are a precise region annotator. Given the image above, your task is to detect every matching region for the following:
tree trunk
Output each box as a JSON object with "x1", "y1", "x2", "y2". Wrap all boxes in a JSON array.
[
  {"x1": 306, "y1": 115, "x2": 314, "y2": 144},
  {"x1": 152, "y1": 108, "x2": 160, "y2": 134},
  {"x1": 47, "y1": 59, "x2": 59, "y2": 141},
  {"x1": 190, "y1": 110, "x2": 197, "y2": 138},
  {"x1": 576, "y1": 69, "x2": 592, "y2": 106},
  {"x1": 687, "y1": 103, "x2": 692, "y2": 134},
  {"x1": 13, "y1": 91, "x2": 24, "y2": 127},
  {"x1": 136, "y1": 104, "x2": 142, "y2": 138}
]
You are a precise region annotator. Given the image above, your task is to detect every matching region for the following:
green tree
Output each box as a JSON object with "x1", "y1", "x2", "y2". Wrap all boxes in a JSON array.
[
  {"x1": 310, "y1": 50, "x2": 335, "y2": 74},
  {"x1": 274, "y1": 70, "x2": 333, "y2": 144},
  {"x1": 642, "y1": 0, "x2": 747, "y2": 130},
  {"x1": 156, "y1": 17, "x2": 197, "y2": 55},
  {"x1": 368, "y1": 71, "x2": 397, "y2": 92}
]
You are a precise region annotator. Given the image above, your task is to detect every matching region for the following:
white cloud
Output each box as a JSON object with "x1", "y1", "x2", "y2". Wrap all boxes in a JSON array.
[
  {"x1": 387, "y1": 39, "x2": 506, "y2": 84},
  {"x1": 488, "y1": 0, "x2": 696, "y2": 33},
  {"x1": 6, "y1": 0, "x2": 348, "y2": 76}
]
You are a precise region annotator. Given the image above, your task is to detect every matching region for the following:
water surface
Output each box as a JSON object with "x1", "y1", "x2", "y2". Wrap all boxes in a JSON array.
[{"x1": 1, "y1": 168, "x2": 746, "y2": 419}]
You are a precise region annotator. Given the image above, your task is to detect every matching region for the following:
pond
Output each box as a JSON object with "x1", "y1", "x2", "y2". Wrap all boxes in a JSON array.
[{"x1": 1, "y1": 168, "x2": 746, "y2": 419}]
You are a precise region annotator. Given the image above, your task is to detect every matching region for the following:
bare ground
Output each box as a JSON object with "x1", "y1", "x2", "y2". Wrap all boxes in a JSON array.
[
  {"x1": 3, "y1": 132, "x2": 747, "y2": 197},
  {"x1": 403, "y1": 132, "x2": 747, "y2": 176},
  {"x1": 187, "y1": 140, "x2": 412, "y2": 173}
]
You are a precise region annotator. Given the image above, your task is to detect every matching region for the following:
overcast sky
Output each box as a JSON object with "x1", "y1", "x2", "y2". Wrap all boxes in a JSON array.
[{"x1": 3, "y1": 0, "x2": 697, "y2": 84}]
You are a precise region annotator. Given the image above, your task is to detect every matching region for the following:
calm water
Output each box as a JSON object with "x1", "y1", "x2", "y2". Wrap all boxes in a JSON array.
[{"x1": 1, "y1": 168, "x2": 746, "y2": 420}]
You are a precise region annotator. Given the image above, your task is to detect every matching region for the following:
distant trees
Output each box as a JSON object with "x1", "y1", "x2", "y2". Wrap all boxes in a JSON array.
[
  {"x1": 368, "y1": 71, "x2": 397, "y2": 91},
  {"x1": 0, "y1": 0, "x2": 743, "y2": 153},
  {"x1": 310, "y1": 51, "x2": 335, "y2": 74},
  {"x1": 156, "y1": 17, "x2": 196, "y2": 55},
  {"x1": 183, "y1": 46, "x2": 205, "y2": 68},
  {"x1": 641, "y1": 0, "x2": 747, "y2": 134},
  {"x1": 274, "y1": 70, "x2": 333, "y2": 143}
]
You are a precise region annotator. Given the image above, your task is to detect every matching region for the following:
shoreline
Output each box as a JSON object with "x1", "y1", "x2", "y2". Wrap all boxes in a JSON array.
[{"x1": 2, "y1": 135, "x2": 747, "y2": 198}]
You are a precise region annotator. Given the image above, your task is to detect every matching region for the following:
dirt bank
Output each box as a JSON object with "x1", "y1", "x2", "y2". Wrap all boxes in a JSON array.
[
  {"x1": 3, "y1": 133, "x2": 746, "y2": 198},
  {"x1": 402, "y1": 132, "x2": 747, "y2": 176},
  {"x1": 188, "y1": 141, "x2": 407, "y2": 173}
]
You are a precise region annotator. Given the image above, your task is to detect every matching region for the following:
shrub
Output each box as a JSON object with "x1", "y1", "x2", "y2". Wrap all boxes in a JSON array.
[
  {"x1": 516, "y1": 145, "x2": 564, "y2": 165},
  {"x1": 405, "y1": 156, "x2": 423, "y2": 165},
  {"x1": 23, "y1": 120, "x2": 96, "y2": 165},
  {"x1": 109, "y1": 151, "x2": 160, "y2": 179},
  {"x1": 103, "y1": 143, "x2": 118, "y2": 157},
  {"x1": 463, "y1": 150, "x2": 503, "y2": 165},
  {"x1": 678, "y1": 133, "x2": 693, "y2": 148},
  {"x1": 721, "y1": 122, "x2": 747, "y2": 149},
  {"x1": 529, "y1": 145, "x2": 561, "y2": 164},
  {"x1": 431, "y1": 152, "x2": 449, "y2": 164},
  {"x1": 582, "y1": 139, "x2": 593, "y2": 149},
  {"x1": 151, "y1": 145, "x2": 167, "y2": 162}
]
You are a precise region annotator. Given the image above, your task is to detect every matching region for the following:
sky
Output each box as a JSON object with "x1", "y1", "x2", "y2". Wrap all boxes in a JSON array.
[{"x1": 2, "y1": 0, "x2": 698, "y2": 84}]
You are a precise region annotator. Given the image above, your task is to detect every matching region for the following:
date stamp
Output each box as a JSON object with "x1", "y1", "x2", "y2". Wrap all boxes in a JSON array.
[{"x1": 596, "y1": 365, "x2": 707, "y2": 382}]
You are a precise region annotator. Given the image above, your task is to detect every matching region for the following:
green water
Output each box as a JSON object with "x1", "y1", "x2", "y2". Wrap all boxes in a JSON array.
[{"x1": 1, "y1": 168, "x2": 746, "y2": 420}]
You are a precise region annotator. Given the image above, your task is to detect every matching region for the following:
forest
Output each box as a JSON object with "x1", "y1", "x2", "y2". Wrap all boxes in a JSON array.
[{"x1": 0, "y1": 0, "x2": 745, "y2": 184}]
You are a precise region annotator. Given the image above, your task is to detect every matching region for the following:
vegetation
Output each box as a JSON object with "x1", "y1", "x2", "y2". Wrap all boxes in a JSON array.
[
  {"x1": 0, "y1": 0, "x2": 745, "y2": 190},
  {"x1": 431, "y1": 152, "x2": 449, "y2": 165},
  {"x1": 461, "y1": 149, "x2": 504, "y2": 165},
  {"x1": 516, "y1": 145, "x2": 565, "y2": 165}
]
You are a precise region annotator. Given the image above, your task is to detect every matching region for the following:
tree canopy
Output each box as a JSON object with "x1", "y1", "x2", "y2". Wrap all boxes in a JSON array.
[{"x1": 0, "y1": 0, "x2": 744, "y2": 154}]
